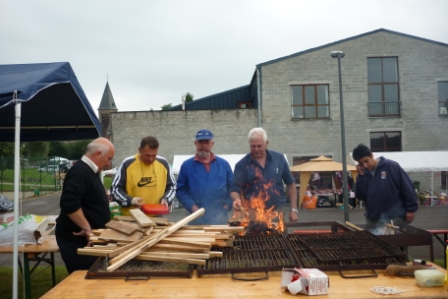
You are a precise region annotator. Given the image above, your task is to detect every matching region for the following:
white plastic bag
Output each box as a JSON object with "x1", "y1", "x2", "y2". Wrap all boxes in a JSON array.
[{"x1": 0, "y1": 214, "x2": 48, "y2": 246}]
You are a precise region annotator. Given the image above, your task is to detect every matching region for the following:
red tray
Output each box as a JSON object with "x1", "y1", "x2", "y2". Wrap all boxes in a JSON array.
[{"x1": 140, "y1": 204, "x2": 169, "y2": 215}]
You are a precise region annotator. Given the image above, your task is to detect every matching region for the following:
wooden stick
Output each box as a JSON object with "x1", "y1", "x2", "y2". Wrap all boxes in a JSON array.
[
  {"x1": 134, "y1": 255, "x2": 206, "y2": 265},
  {"x1": 144, "y1": 226, "x2": 154, "y2": 236},
  {"x1": 106, "y1": 208, "x2": 205, "y2": 272},
  {"x1": 345, "y1": 221, "x2": 363, "y2": 231}
]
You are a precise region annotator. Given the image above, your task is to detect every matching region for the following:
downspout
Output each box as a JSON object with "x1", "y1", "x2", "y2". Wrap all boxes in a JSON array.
[{"x1": 256, "y1": 67, "x2": 262, "y2": 127}]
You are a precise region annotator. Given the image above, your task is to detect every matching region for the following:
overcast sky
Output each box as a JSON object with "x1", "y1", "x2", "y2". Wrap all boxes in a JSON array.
[{"x1": 1, "y1": 0, "x2": 447, "y2": 114}]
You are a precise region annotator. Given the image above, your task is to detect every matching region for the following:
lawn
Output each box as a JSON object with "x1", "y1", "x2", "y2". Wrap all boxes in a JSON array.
[
  {"x1": 0, "y1": 266, "x2": 69, "y2": 299},
  {"x1": 0, "y1": 168, "x2": 61, "y2": 193}
]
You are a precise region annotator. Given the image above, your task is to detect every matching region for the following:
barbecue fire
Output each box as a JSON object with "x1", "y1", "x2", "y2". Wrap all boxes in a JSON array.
[{"x1": 230, "y1": 168, "x2": 285, "y2": 234}]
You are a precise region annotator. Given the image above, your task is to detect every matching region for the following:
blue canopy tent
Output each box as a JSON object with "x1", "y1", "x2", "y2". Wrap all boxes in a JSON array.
[
  {"x1": 0, "y1": 62, "x2": 101, "y2": 141},
  {"x1": 0, "y1": 62, "x2": 101, "y2": 299}
]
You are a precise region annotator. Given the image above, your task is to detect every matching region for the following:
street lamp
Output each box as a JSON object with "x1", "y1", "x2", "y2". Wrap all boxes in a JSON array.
[{"x1": 331, "y1": 50, "x2": 350, "y2": 222}]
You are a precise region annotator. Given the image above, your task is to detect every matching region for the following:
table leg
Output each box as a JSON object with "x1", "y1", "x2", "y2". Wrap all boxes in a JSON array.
[
  {"x1": 50, "y1": 253, "x2": 56, "y2": 286},
  {"x1": 23, "y1": 254, "x2": 31, "y2": 299}
]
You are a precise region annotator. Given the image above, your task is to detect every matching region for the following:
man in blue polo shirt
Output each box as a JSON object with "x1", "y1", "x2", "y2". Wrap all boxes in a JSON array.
[
  {"x1": 176, "y1": 129, "x2": 234, "y2": 225},
  {"x1": 230, "y1": 127, "x2": 298, "y2": 222}
]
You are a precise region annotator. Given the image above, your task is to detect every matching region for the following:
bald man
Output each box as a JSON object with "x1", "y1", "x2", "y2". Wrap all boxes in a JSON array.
[{"x1": 56, "y1": 137, "x2": 115, "y2": 273}]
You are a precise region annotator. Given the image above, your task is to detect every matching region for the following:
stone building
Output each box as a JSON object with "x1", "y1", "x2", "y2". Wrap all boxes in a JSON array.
[{"x1": 104, "y1": 28, "x2": 448, "y2": 191}]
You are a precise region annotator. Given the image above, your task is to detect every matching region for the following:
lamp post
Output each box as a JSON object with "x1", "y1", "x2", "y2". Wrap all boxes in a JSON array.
[{"x1": 331, "y1": 50, "x2": 349, "y2": 222}]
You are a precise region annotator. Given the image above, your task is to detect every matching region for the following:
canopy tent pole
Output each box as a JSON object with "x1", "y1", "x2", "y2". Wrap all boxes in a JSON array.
[
  {"x1": 12, "y1": 94, "x2": 21, "y2": 299},
  {"x1": 431, "y1": 172, "x2": 434, "y2": 207}
]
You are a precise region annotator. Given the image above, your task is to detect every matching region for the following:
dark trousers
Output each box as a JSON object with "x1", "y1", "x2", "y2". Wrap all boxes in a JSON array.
[{"x1": 56, "y1": 236, "x2": 98, "y2": 274}]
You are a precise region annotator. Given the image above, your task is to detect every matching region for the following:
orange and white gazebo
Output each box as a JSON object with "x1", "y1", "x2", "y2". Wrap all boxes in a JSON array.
[{"x1": 290, "y1": 156, "x2": 358, "y2": 208}]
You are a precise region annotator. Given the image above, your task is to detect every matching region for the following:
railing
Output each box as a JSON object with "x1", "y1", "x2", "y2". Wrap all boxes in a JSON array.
[{"x1": 368, "y1": 101, "x2": 401, "y2": 117}]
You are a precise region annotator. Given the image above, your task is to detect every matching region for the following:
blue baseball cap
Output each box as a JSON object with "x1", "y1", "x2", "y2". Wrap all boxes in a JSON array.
[{"x1": 195, "y1": 129, "x2": 214, "y2": 140}]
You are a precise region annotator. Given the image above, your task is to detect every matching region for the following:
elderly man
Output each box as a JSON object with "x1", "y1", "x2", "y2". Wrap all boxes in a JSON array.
[
  {"x1": 56, "y1": 137, "x2": 115, "y2": 273},
  {"x1": 111, "y1": 136, "x2": 176, "y2": 216},
  {"x1": 176, "y1": 129, "x2": 234, "y2": 224},
  {"x1": 230, "y1": 127, "x2": 298, "y2": 222}
]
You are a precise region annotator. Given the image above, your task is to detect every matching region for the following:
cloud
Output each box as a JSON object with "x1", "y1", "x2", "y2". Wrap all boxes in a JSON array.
[{"x1": 1, "y1": 0, "x2": 447, "y2": 114}]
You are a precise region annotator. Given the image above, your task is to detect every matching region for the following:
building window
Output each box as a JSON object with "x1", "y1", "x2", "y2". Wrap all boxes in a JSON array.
[
  {"x1": 291, "y1": 85, "x2": 329, "y2": 119},
  {"x1": 370, "y1": 131, "x2": 402, "y2": 152},
  {"x1": 442, "y1": 171, "x2": 447, "y2": 189},
  {"x1": 438, "y1": 81, "x2": 448, "y2": 116},
  {"x1": 238, "y1": 102, "x2": 252, "y2": 109},
  {"x1": 367, "y1": 57, "x2": 400, "y2": 117}
]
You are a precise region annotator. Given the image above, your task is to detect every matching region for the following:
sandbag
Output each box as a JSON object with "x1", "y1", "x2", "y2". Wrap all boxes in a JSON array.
[{"x1": 0, "y1": 214, "x2": 48, "y2": 246}]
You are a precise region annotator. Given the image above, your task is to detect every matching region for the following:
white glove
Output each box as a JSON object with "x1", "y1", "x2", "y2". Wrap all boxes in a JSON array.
[{"x1": 131, "y1": 197, "x2": 142, "y2": 206}]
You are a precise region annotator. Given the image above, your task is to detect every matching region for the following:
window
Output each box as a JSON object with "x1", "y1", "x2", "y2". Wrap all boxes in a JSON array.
[
  {"x1": 442, "y1": 171, "x2": 447, "y2": 189},
  {"x1": 438, "y1": 81, "x2": 448, "y2": 116},
  {"x1": 291, "y1": 85, "x2": 329, "y2": 119},
  {"x1": 367, "y1": 57, "x2": 400, "y2": 117},
  {"x1": 238, "y1": 102, "x2": 252, "y2": 109},
  {"x1": 370, "y1": 131, "x2": 402, "y2": 152}
]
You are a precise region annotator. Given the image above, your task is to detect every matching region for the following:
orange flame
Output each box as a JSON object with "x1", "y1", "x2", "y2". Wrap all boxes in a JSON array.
[{"x1": 233, "y1": 168, "x2": 285, "y2": 233}]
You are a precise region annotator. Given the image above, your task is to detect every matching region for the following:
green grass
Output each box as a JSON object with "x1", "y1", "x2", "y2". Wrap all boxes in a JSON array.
[
  {"x1": 103, "y1": 176, "x2": 112, "y2": 190},
  {"x1": 0, "y1": 168, "x2": 60, "y2": 193},
  {"x1": 0, "y1": 266, "x2": 69, "y2": 299}
]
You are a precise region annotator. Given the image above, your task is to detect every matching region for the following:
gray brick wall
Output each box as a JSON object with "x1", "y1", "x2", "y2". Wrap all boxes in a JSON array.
[{"x1": 110, "y1": 31, "x2": 448, "y2": 192}]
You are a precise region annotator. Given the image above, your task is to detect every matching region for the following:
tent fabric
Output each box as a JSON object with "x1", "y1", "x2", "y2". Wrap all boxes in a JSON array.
[
  {"x1": 0, "y1": 62, "x2": 101, "y2": 141},
  {"x1": 290, "y1": 156, "x2": 358, "y2": 209},
  {"x1": 348, "y1": 151, "x2": 448, "y2": 172}
]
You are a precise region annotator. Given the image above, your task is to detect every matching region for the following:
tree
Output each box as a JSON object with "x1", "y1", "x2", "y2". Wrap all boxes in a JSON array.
[
  {"x1": 66, "y1": 140, "x2": 91, "y2": 160},
  {"x1": 184, "y1": 92, "x2": 194, "y2": 103},
  {"x1": 161, "y1": 103, "x2": 173, "y2": 110},
  {"x1": 48, "y1": 141, "x2": 68, "y2": 157}
]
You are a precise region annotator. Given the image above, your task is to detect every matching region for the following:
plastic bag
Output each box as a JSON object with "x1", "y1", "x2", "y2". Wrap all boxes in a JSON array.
[
  {"x1": 0, "y1": 214, "x2": 48, "y2": 246},
  {"x1": 0, "y1": 194, "x2": 14, "y2": 212}
]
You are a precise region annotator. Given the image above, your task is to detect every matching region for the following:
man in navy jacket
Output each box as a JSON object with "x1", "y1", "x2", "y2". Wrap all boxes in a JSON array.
[
  {"x1": 176, "y1": 129, "x2": 233, "y2": 225},
  {"x1": 353, "y1": 144, "x2": 418, "y2": 225}
]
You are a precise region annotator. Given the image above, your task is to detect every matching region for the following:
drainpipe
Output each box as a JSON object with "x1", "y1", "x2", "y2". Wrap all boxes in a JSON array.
[{"x1": 256, "y1": 67, "x2": 262, "y2": 127}]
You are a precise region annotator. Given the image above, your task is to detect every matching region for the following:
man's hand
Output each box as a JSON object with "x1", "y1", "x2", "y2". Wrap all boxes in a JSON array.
[
  {"x1": 160, "y1": 199, "x2": 169, "y2": 208},
  {"x1": 131, "y1": 197, "x2": 143, "y2": 206},
  {"x1": 73, "y1": 228, "x2": 92, "y2": 245},
  {"x1": 289, "y1": 210, "x2": 298, "y2": 222},
  {"x1": 190, "y1": 204, "x2": 199, "y2": 213},
  {"x1": 232, "y1": 198, "x2": 242, "y2": 211},
  {"x1": 406, "y1": 212, "x2": 415, "y2": 223},
  {"x1": 356, "y1": 164, "x2": 365, "y2": 175}
]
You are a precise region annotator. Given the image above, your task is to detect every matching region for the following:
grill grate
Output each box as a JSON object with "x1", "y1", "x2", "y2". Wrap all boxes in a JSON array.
[
  {"x1": 287, "y1": 231, "x2": 407, "y2": 263},
  {"x1": 197, "y1": 235, "x2": 297, "y2": 275}
]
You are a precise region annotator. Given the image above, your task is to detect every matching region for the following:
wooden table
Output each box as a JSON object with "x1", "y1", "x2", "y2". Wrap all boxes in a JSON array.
[
  {"x1": 0, "y1": 235, "x2": 59, "y2": 299},
  {"x1": 41, "y1": 266, "x2": 446, "y2": 299}
]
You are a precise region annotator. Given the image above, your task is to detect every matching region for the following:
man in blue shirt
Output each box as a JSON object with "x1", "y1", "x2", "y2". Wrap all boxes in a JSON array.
[
  {"x1": 230, "y1": 127, "x2": 298, "y2": 222},
  {"x1": 176, "y1": 129, "x2": 234, "y2": 225}
]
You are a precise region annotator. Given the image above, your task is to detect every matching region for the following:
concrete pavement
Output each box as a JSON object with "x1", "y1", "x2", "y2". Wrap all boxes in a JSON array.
[{"x1": 1, "y1": 191, "x2": 447, "y2": 268}]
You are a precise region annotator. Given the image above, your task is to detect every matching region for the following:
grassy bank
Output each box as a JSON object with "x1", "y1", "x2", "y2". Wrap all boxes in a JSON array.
[{"x1": 0, "y1": 266, "x2": 69, "y2": 299}]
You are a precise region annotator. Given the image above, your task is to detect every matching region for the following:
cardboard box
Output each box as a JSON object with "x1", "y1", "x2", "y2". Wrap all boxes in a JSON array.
[
  {"x1": 281, "y1": 268, "x2": 329, "y2": 295},
  {"x1": 0, "y1": 212, "x2": 14, "y2": 224}
]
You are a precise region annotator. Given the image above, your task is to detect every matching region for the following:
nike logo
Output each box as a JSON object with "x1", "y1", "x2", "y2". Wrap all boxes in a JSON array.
[{"x1": 137, "y1": 177, "x2": 154, "y2": 187}]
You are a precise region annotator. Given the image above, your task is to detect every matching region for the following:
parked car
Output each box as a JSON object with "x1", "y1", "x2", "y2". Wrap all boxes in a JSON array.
[
  {"x1": 47, "y1": 157, "x2": 69, "y2": 165},
  {"x1": 38, "y1": 165, "x2": 59, "y2": 173}
]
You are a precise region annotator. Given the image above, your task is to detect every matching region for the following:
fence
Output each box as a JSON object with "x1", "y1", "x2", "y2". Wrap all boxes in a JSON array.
[{"x1": 0, "y1": 156, "x2": 64, "y2": 199}]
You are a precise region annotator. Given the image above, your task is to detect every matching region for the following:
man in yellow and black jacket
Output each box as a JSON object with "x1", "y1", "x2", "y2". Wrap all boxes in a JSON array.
[{"x1": 111, "y1": 136, "x2": 176, "y2": 216}]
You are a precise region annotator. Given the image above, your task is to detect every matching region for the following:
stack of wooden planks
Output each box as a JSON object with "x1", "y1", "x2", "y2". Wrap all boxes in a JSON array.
[{"x1": 77, "y1": 208, "x2": 244, "y2": 272}]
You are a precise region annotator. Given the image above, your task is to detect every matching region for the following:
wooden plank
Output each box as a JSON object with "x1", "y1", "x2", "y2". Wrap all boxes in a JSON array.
[
  {"x1": 164, "y1": 237, "x2": 216, "y2": 243},
  {"x1": 134, "y1": 255, "x2": 206, "y2": 265},
  {"x1": 114, "y1": 215, "x2": 136, "y2": 222},
  {"x1": 99, "y1": 229, "x2": 142, "y2": 242},
  {"x1": 130, "y1": 209, "x2": 155, "y2": 227},
  {"x1": 105, "y1": 220, "x2": 138, "y2": 235},
  {"x1": 152, "y1": 244, "x2": 210, "y2": 252},
  {"x1": 345, "y1": 221, "x2": 364, "y2": 231},
  {"x1": 107, "y1": 208, "x2": 205, "y2": 272},
  {"x1": 158, "y1": 239, "x2": 211, "y2": 249}
]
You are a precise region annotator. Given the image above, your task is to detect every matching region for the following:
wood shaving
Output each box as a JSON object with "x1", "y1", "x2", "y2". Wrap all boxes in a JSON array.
[{"x1": 370, "y1": 286, "x2": 406, "y2": 295}]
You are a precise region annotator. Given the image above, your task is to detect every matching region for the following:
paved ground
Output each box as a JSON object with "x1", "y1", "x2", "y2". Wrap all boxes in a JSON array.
[{"x1": 1, "y1": 191, "x2": 447, "y2": 267}]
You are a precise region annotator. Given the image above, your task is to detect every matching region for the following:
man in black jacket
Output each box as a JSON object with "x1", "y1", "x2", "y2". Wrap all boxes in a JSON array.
[{"x1": 55, "y1": 137, "x2": 115, "y2": 273}]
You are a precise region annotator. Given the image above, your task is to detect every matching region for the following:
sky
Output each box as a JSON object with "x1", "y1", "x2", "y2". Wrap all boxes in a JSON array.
[{"x1": 1, "y1": 0, "x2": 448, "y2": 114}]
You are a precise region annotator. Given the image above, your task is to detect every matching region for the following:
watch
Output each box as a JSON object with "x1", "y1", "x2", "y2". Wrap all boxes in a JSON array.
[{"x1": 291, "y1": 208, "x2": 299, "y2": 213}]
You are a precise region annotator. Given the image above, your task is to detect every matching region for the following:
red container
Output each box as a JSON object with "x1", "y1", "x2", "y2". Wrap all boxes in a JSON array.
[{"x1": 140, "y1": 204, "x2": 169, "y2": 215}]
